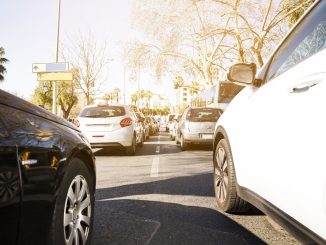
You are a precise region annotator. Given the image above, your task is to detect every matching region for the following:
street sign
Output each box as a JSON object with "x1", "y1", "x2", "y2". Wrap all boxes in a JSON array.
[
  {"x1": 37, "y1": 72, "x2": 73, "y2": 81},
  {"x1": 32, "y1": 62, "x2": 69, "y2": 73}
]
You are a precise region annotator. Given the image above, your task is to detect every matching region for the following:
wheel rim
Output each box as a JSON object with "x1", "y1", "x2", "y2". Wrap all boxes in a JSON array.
[
  {"x1": 64, "y1": 175, "x2": 91, "y2": 245},
  {"x1": 214, "y1": 147, "x2": 229, "y2": 202}
]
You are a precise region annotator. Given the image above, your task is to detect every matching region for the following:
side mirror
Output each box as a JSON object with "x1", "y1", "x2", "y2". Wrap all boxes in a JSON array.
[{"x1": 227, "y1": 63, "x2": 256, "y2": 85}]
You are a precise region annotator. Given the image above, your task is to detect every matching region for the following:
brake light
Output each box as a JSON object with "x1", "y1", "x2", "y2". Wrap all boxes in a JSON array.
[
  {"x1": 73, "y1": 119, "x2": 80, "y2": 127},
  {"x1": 120, "y1": 117, "x2": 132, "y2": 127}
]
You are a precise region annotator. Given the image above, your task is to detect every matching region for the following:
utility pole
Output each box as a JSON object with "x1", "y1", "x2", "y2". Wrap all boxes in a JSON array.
[{"x1": 53, "y1": 0, "x2": 61, "y2": 114}]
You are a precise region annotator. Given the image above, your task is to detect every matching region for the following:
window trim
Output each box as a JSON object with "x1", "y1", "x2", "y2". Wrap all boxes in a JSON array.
[{"x1": 260, "y1": 0, "x2": 321, "y2": 84}]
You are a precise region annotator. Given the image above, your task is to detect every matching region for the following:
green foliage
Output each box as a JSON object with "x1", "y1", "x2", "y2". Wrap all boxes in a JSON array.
[
  {"x1": 0, "y1": 47, "x2": 9, "y2": 82},
  {"x1": 31, "y1": 81, "x2": 53, "y2": 110}
]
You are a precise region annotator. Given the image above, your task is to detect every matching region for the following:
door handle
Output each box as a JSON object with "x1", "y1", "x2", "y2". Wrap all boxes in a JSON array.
[{"x1": 290, "y1": 79, "x2": 321, "y2": 93}]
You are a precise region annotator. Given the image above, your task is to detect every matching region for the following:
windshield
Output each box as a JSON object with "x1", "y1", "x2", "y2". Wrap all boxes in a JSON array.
[
  {"x1": 187, "y1": 108, "x2": 222, "y2": 122},
  {"x1": 79, "y1": 106, "x2": 126, "y2": 118}
]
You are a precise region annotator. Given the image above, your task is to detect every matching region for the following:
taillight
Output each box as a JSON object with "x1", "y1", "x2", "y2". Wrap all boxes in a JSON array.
[
  {"x1": 73, "y1": 119, "x2": 80, "y2": 127},
  {"x1": 120, "y1": 117, "x2": 132, "y2": 127}
]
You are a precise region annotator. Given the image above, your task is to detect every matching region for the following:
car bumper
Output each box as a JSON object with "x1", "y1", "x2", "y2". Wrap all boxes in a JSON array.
[
  {"x1": 82, "y1": 127, "x2": 133, "y2": 148},
  {"x1": 183, "y1": 132, "x2": 214, "y2": 144}
]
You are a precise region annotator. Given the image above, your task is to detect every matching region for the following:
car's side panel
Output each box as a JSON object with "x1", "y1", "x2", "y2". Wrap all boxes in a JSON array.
[
  {"x1": 0, "y1": 103, "x2": 94, "y2": 244},
  {"x1": 0, "y1": 111, "x2": 21, "y2": 245}
]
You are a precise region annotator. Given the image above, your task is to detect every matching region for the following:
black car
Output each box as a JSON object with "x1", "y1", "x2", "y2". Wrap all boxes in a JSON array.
[{"x1": 0, "y1": 90, "x2": 96, "y2": 245}]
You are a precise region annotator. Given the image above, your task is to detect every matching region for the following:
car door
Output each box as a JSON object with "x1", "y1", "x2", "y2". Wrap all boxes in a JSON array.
[
  {"x1": 0, "y1": 104, "x2": 65, "y2": 244},
  {"x1": 239, "y1": 1, "x2": 326, "y2": 236},
  {"x1": 0, "y1": 107, "x2": 21, "y2": 245}
]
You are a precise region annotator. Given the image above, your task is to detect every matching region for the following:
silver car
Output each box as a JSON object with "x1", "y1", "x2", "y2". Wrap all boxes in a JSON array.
[
  {"x1": 75, "y1": 104, "x2": 143, "y2": 155},
  {"x1": 176, "y1": 107, "x2": 223, "y2": 150}
]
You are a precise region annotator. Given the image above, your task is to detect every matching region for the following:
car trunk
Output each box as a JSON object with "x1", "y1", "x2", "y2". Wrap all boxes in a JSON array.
[{"x1": 79, "y1": 116, "x2": 126, "y2": 132}]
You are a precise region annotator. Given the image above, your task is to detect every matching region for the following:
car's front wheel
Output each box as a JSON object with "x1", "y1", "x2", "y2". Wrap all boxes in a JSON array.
[
  {"x1": 213, "y1": 139, "x2": 249, "y2": 213},
  {"x1": 49, "y1": 158, "x2": 94, "y2": 245}
]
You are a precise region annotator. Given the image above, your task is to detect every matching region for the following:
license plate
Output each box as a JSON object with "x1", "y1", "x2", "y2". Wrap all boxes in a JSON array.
[{"x1": 200, "y1": 134, "x2": 213, "y2": 139}]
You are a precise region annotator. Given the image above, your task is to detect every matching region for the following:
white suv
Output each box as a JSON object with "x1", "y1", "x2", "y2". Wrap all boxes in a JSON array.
[
  {"x1": 75, "y1": 104, "x2": 143, "y2": 155},
  {"x1": 213, "y1": 1, "x2": 326, "y2": 243}
]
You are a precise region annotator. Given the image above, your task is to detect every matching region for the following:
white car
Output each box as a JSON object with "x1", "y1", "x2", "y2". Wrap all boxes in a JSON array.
[
  {"x1": 74, "y1": 104, "x2": 143, "y2": 155},
  {"x1": 213, "y1": 1, "x2": 326, "y2": 244}
]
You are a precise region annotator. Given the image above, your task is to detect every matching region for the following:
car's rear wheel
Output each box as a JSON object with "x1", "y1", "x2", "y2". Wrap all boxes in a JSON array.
[
  {"x1": 49, "y1": 158, "x2": 94, "y2": 245},
  {"x1": 213, "y1": 139, "x2": 249, "y2": 213},
  {"x1": 126, "y1": 135, "x2": 136, "y2": 155},
  {"x1": 138, "y1": 133, "x2": 144, "y2": 147},
  {"x1": 180, "y1": 134, "x2": 188, "y2": 151}
]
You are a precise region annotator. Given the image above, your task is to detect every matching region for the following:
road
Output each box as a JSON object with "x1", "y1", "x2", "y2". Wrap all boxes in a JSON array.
[{"x1": 91, "y1": 131, "x2": 299, "y2": 245}]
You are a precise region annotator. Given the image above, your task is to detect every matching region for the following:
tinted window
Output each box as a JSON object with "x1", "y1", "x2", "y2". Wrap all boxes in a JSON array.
[
  {"x1": 79, "y1": 106, "x2": 125, "y2": 118},
  {"x1": 267, "y1": 1, "x2": 326, "y2": 81},
  {"x1": 187, "y1": 108, "x2": 222, "y2": 122}
]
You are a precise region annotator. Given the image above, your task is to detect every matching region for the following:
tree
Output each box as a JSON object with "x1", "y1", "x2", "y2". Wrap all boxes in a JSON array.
[
  {"x1": 209, "y1": 0, "x2": 316, "y2": 67},
  {"x1": 31, "y1": 81, "x2": 53, "y2": 110},
  {"x1": 57, "y1": 68, "x2": 79, "y2": 119},
  {"x1": 144, "y1": 90, "x2": 153, "y2": 108},
  {"x1": 0, "y1": 47, "x2": 9, "y2": 82},
  {"x1": 61, "y1": 32, "x2": 109, "y2": 105},
  {"x1": 126, "y1": 0, "x2": 232, "y2": 87},
  {"x1": 281, "y1": 0, "x2": 315, "y2": 27}
]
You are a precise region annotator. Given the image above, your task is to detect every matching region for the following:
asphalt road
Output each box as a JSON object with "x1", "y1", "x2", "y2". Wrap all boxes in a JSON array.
[{"x1": 91, "y1": 131, "x2": 299, "y2": 245}]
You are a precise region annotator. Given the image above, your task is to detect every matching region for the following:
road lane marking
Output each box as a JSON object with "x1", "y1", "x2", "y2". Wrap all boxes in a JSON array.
[
  {"x1": 155, "y1": 146, "x2": 160, "y2": 153},
  {"x1": 150, "y1": 156, "x2": 159, "y2": 177},
  {"x1": 144, "y1": 220, "x2": 161, "y2": 245}
]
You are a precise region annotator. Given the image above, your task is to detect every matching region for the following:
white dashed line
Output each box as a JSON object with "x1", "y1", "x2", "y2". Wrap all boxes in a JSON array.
[
  {"x1": 151, "y1": 132, "x2": 161, "y2": 177},
  {"x1": 155, "y1": 146, "x2": 160, "y2": 153},
  {"x1": 150, "y1": 157, "x2": 160, "y2": 177}
]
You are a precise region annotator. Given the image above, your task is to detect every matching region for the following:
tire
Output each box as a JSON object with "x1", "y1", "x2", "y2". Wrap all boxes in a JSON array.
[
  {"x1": 213, "y1": 139, "x2": 249, "y2": 213},
  {"x1": 49, "y1": 158, "x2": 94, "y2": 245},
  {"x1": 176, "y1": 134, "x2": 180, "y2": 144},
  {"x1": 138, "y1": 134, "x2": 144, "y2": 147},
  {"x1": 180, "y1": 134, "x2": 188, "y2": 151},
  {"x1": 126, "y1": 135, "x2": 136, "y2": 155}
]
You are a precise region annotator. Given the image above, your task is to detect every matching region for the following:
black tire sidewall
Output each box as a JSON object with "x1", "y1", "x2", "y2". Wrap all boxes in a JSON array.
[{"x1": 214, "y1": 139, "x2": 234, "y2": 211}]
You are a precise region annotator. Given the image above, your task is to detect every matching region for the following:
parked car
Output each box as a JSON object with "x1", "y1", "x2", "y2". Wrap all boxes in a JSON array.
[
  {"x1": 176, "y1": 107, "x2": 222, "y2": 150},
  {"x1": 169, "y1": 114, "x2": 181, "y2": 140},
  {"x1": 146, "y1": 116, "x2": 158, "y2": 135},
  {"x1": 0, "y1": 89, "x2": 96, "y2": 245},
  {"x1": 213, "y1": 1, "x2": 326, "y2": 243},
  {"x1": 166, "y1": 113, "x2": 175, "y2": 132},
  {"x1": 75, "y1": 104, "x2": 143, "y2": 155},
  {"x1": 135, "y1": 111, "x2": 150, "y2": 140},
  {"x1": 151, "y1": 116, "x2": 160, "y2": 134}
]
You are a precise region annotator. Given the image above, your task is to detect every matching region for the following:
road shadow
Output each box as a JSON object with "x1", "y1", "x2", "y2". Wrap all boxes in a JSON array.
[{"x1": 92, "y1": 198, "x2": 266, "y2": 245}]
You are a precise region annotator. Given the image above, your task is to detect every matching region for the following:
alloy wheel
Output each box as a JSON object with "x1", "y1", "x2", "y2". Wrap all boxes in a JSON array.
[
  {"x1": 214, "y1": 146, "x2": 229, "y2": 202},
  {"x1": 64, "y1": 175, "x2": 91, "y2": 245}
]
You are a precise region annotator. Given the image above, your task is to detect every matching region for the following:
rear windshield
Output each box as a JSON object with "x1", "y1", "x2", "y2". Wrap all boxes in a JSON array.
[
  {"x1": 187, "y1": 108, "x2": 222, "y2": 122},
  {"x1": 79, "y1": 106, "x2": 126, "y2": 118}
]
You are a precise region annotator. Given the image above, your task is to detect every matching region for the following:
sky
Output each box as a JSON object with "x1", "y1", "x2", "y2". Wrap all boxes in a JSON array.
[{"x1": 0, "y1": 0, "x2": 174, "y2": 102}]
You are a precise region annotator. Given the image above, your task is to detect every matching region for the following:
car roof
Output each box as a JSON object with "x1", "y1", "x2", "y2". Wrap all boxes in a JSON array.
[{"x1": 0, "y1": 89, "x2": 79, "y2": 132}]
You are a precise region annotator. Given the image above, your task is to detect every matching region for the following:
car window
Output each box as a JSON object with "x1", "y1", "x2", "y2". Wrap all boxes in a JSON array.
[
  {"x1": 266, "y1": 1, "x2": 326, "y2": 82},
  {"x1": 79, "y1": 106, "x2": 126, "y2": 118},
  {"x1": 186, "y1": 108, "x2": 222, "y2": 122}
]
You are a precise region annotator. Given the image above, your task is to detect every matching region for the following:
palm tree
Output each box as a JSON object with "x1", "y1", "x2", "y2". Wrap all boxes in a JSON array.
[
  {"x1": 0, "y1": 47, "x2": 9, "y2": 82},
  {"x1": 144, "y1": 90, "x2": 153, "y2": 108}
]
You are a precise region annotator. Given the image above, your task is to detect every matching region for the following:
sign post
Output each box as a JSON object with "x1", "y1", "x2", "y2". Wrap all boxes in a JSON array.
[{"x1": 33, "y1": 62, "x2": 72, "y2": 115}]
